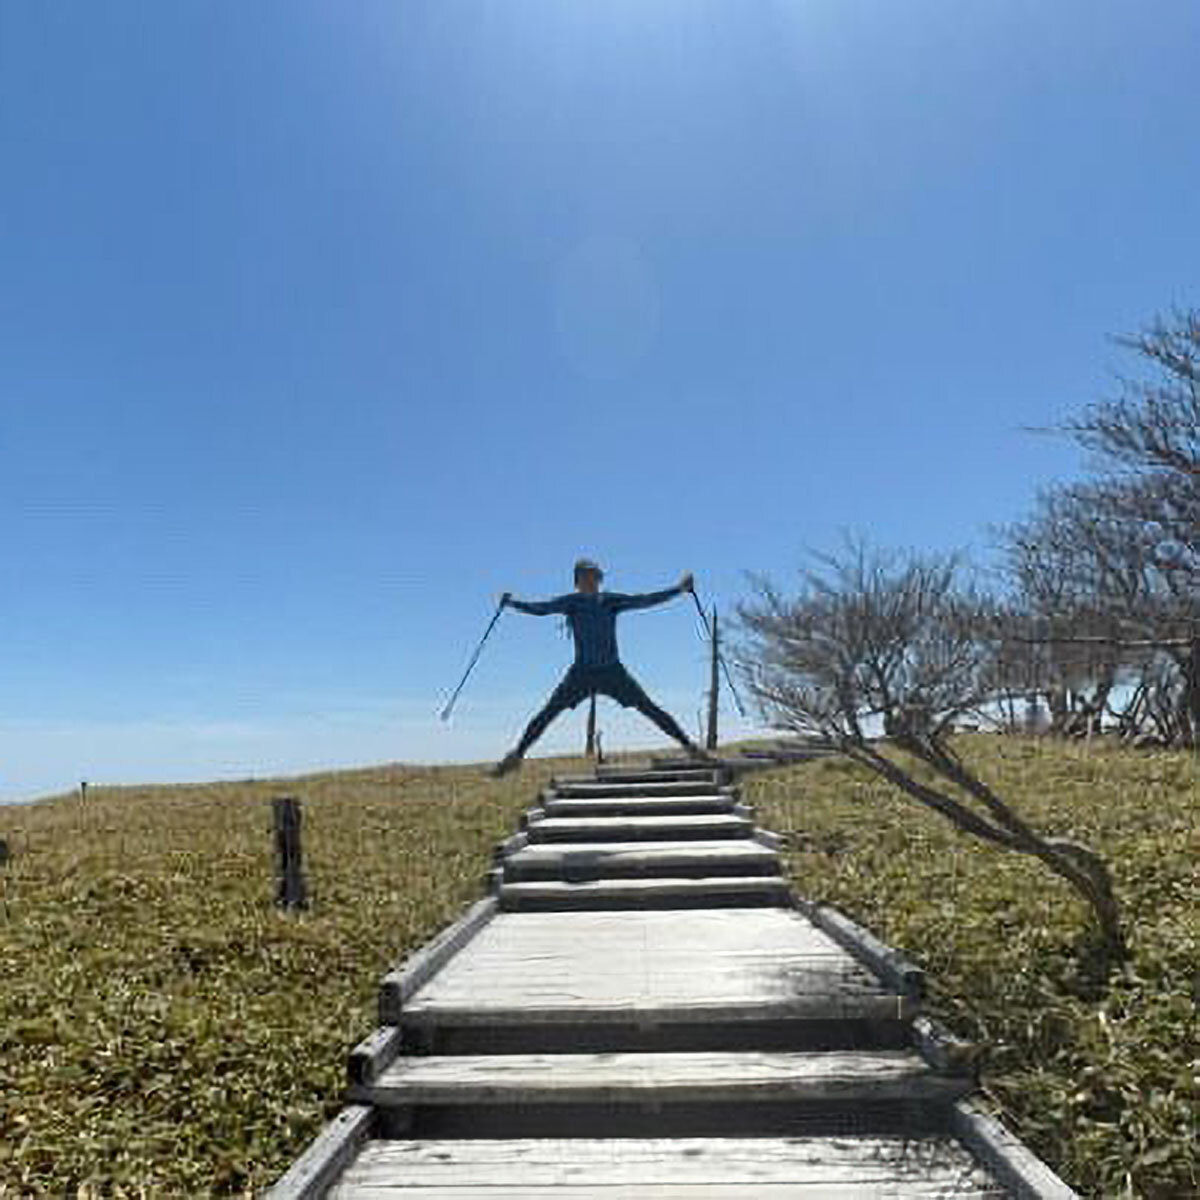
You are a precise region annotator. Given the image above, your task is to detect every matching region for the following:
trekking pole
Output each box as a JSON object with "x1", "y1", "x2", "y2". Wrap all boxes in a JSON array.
[
  {"x1": 440, "y1": 602, "x2": 505, "y2": 721},
  {"x1": 689, "y1": 588, "x2": 747, "y2": 717}
]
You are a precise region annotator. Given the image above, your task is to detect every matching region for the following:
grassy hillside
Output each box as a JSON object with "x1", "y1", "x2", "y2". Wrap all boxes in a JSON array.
[
  {"x1": 0, "y1": 739, "x2": 1195, "y2": 1197},
  {"x1": 0, "y1": 758, "x2": 573, "y2": 1197},
  {"x1": 746, "y1": 736, "x2": 1197, "y2": 1199}
]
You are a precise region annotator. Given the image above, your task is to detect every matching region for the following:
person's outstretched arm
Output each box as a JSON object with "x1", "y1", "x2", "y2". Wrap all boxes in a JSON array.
[
  {"x1": 501, "y1": 592, "x2": 573, "y2": 616},
  {"x1": 609, "y1": 573, "x2": 694, "y2": 613}
]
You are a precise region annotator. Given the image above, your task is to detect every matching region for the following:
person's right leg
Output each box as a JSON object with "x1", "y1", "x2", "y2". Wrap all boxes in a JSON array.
[{"x1": 491, "y1": 669, "x2": 589, "y2": 776}]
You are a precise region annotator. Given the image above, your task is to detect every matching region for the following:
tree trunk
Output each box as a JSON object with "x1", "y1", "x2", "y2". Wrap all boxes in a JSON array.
[{"x1": 1037, "y1": 838, "x2": 1125, "y2": 959}]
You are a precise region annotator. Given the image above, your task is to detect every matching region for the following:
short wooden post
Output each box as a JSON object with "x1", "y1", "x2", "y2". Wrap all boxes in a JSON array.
[
  {"x1": 273, "y1": 796, "x2": 308, "y2": 911},
  {"x1": 585, "y1": 691, "x2": 597, "y2": 757},
  {"x1": 706, "y1": 607, "x2": 720, "y2": 751}
]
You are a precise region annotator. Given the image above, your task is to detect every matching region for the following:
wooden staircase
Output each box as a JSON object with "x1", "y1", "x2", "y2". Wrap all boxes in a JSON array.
[{"x1": 267, "y1": 761, "x2": 1077, "y2": 1198}]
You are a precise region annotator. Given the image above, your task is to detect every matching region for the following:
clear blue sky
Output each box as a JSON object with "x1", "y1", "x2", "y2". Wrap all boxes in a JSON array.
[{"x1": 2, "y1": 1, "x2": 1197, "y2": 800}]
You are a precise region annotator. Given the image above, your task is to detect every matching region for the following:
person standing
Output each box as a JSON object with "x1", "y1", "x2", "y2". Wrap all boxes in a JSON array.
[{"x1": 491, "y1": 558, "x2": 708, "y2": 776}]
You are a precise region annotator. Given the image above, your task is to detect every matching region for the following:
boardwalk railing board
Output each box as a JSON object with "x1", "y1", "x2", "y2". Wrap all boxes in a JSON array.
[
  {"x1": 346, "y1": 1026, "x2": 405, "y2": 1087},
  {"x1": 797, "y1": 898, "x2": 927, "y2": 999},
  {"x1": 952, "y1": 1100, "x2": 1079, "y2": 1199},
  {"x1": 753, "y1": 827, "x2": 785, "y2": 850},
  {"x1": 377, "y1": 895, "x2": 498, "y2": 1024},
  {"x1": 491, "y1": 830, "x2": 528, "y2": 863},
  {"x1": 263, "y1": 1104, "x2": 374, "y2": 1200}
]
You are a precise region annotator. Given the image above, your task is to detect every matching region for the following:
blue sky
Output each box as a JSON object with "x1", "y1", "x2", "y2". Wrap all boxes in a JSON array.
[{"x1": 2, "y1": 1, "x2": 1197, "y2": 800}]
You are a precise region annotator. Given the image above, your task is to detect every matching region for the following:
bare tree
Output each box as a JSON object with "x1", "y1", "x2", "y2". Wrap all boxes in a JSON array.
[
  {"x1": 738, "y1": 545, "x2": 1125, "y2": 960},
  {"x1": 1000, "y1": 481, "x2": 1155, "y2": 738},
  {"x1": 1000, "y1": 311, "x2": 1200, "y2": 742},
  {"x1": 1067, "y1": 309, "x2": 1200, "y2": 483}
]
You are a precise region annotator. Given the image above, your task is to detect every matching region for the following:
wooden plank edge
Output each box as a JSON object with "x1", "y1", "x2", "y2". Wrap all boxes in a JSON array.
[
  {"x1": 262, "y1": 1105, "x2": 374, "y2": 1200},
  {"x1": 910, "y1": 1014, "x2": 979, "y2": 1078},
  {"x1": 952, "y1": 1099, "x2": 1079, "y2": 1199},
  {"x1": 753, "y1": 827, "x2": 785, "y2": 850},
  {"x1": 796, "y1": 900, "x2": 926, "y2": 999},
  {"x1": 493, "y1": 830, "x2": 529, "y2": 862},
  {"x1": 400, "y1": 994, "x2": 918, "y2": 1026},
  {"x1": 378, "y1": 894, "x2": 498, "y2": 1024},
  {"x1": 347, "y1": 1026, "x2": 404, "y2": 1087}
]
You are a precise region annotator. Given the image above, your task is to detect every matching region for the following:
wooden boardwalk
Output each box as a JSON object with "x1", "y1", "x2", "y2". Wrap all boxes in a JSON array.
[{"x1": 267, "y1": 762, "x2": 1077, "y2": 1198}]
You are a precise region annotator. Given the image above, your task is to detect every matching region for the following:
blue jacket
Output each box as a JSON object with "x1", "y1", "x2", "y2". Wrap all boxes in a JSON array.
[{"x1": 507, "y1": 586, "x2": 684, "y2": 668}]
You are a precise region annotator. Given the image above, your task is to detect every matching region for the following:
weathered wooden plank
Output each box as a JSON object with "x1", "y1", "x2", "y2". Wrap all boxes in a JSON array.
[
  {"x1": 503, "y1": 841, "x2": 781, "y2": 881},
  {"x1": 354, "y1": 1048, "x2": 971, "y2": 1106},
  {"x1": 571, "y1": 767, "x2": 719, "y2": 785},
  {"x1": 329, "y1": 1136, "x2": 1005, "y2": 1197},
  {"x1": 402, "y1": 910, "x2": 912, "y2": 1025},
  {"x1": 264, "y1": 1105, "x2": 373, "y2": 1200},
  {"x1": 552, "y1": 779, "x2": 729, "y2": 798},
  {"x1": 542, "y1": 795, "x2": 737, "y2": 818},
  {"x1": 378, "y1": 895, "x2": 498, "y2": 1024},
  {"x1": 498, "y1": 875, "x2": 791, "y2": 911},
  {"x1": 400, "y1": 995, "x2": 916, "y2": 1027},
  {"x1": 953, "y1": 1099, "x2": 1080, "y2": 1198},
  {"x1": 526, "y1": 814, "x2": 754, "y2": 842},
  {"x1": 334, "y1": 1187, "x2": 1004, "y2": 1198}
]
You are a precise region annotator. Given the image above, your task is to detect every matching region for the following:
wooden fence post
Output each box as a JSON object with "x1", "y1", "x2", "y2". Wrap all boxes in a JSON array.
[
  {"x1": 706, "y1": 607, "x2": 720, "y2": 751},
  {"x1": 274, "y1": 796, "x2": 308, "y2": 911}
]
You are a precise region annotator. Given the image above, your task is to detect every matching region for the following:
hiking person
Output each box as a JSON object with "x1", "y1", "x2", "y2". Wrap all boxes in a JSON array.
[{"x1": 490, "y1": 559, "x2": 710, "y2": 776}]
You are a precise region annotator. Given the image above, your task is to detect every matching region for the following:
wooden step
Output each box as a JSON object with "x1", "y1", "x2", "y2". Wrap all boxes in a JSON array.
[
  {"x1": 395, "y1": 910, "x2": 918, "y2": 1054},
  {"x1": 525, "y1": 814, "x2": 755, "y2": 843},
  {"x1": 503, "y1": 841, "x2": 781, "y2": 882},
  {"x1": 542, "y1": 794, "x2": 737, "y2": 818},
  {"x1": 353, "y1": 1048, "x2": 970, "y2": 1108},
  {"x1": 499, "y1": 875, "x2": 792, "y2": 911},
  {"x1": 329, "y1": 1136, "x2": 1007, "y2": 1197},
  {"x1": 553, "y1": 779, "x2": 729, "y2": 799},
  {"x1": 561, "y1": 767, "x2": 720, "y2": 786}
]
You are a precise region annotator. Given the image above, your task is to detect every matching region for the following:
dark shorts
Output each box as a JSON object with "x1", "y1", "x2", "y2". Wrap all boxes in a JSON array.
[{"x1": 548, "y1": 664, "x2": 656, "y2": 712}]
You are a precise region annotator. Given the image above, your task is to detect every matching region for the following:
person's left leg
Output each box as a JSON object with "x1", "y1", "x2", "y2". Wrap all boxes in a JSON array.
[
  {"x1": 602, "y1": 665, "x2": 703, "y2": 753},
  {"x1": 491, "y1": 667, "x2": 590, "y2": 776}
]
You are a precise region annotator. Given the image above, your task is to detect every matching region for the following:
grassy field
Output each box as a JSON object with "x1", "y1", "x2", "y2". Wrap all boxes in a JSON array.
[
  {"x1": 0, "y1": 758, "x2": 573, "y2": 1197},
  {"x1": 0, "y1": 738, "x2": 1195, "y2": 1197}
]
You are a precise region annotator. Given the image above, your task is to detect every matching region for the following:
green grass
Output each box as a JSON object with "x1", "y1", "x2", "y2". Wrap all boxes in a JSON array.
[
  {"x1": 0, "y1": 739, "x2": 1195, "y2": 1197},
  {"x1": 745, "y1": 736, "x2": 1198, "y2": 1199},
  {"x1": 0, "y1": 757, "x2": 578, "y2": 1197}
]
